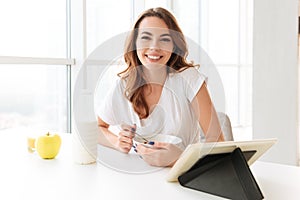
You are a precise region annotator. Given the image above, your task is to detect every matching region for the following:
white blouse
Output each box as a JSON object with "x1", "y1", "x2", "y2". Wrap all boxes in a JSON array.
[{"x1": 97, "y1": 67, "x2": 207, "y2": 149}]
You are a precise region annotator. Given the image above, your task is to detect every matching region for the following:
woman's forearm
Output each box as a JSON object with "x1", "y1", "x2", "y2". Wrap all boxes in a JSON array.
[
  {"x1": 97, "y1": 117, "x2": 119, "y2": 150},
  {"x1": 98, "y1": 126, "x2": 118, "y2": 149}
]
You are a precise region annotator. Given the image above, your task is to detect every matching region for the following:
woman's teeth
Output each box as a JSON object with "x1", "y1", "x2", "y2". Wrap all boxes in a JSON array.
[{"x1": 147, "y1": 55, "x2": 160, "y2": 60}]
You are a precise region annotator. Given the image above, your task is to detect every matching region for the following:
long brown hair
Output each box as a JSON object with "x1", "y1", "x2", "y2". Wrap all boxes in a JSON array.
[{"x1": 119, "y1": 7, "x2": 195, "y2": 119}]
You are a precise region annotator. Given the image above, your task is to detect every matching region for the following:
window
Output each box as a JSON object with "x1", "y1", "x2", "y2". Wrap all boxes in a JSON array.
[
  {"x1": 0, "y1": 0, "x2": 66, "y2": 57},
  {"x1": 173, "y1": 0, "x2": 253, "y2": 140},
  {"x1": 0, "y1": 0, "x2": 72, "y2": 132},
  {"x1": 0, "y1": 65, "x2": 67, "y2": 131}
]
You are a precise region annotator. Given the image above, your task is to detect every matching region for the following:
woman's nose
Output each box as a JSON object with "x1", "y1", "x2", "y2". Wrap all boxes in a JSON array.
[{"x1": 149, "y1": 39, "x2": 160, "y2": 50}]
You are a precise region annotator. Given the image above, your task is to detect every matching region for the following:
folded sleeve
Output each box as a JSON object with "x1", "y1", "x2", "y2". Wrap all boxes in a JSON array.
[
  {"x1": 96, "y1": 79, "x2": 123, "y2": 125},
  {"x1": 181, "y1": 67, "x2": 207, "y2": 102}
]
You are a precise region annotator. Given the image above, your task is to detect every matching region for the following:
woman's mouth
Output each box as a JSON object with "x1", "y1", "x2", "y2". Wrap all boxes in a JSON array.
[{"x1": 146, "y1": 54, "x2": 162, "y2": 61}]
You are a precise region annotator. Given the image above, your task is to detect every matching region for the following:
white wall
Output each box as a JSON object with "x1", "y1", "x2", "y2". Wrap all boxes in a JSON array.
[{"x1": 253, "y1": 0, "x2": 299, "y2": 165}]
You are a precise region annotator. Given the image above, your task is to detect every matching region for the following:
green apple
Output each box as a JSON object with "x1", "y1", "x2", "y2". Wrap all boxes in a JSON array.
[{"x1": 36, "y1": 132, "x2": 61, "y2": 159}]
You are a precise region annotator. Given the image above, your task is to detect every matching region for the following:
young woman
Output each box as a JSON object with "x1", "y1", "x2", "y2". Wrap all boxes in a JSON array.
[{"x1": 97, "y1": 7, "x2": 224, "y2": 167}]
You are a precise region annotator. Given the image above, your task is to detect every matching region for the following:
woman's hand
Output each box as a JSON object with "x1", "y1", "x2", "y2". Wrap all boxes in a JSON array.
[
  {"x1": 116, "y1": 124, "x2": 136, "y2": 153},
  {"x1": 136, "y1": 141, "x2": 183, "y2": 167}
]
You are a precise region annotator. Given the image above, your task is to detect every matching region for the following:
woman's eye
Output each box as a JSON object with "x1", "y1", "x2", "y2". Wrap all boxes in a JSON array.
[
  {"x1": 141, "y1": 36, "x2": 151, "y2": 40},
  {"x1": 161, "y1": 38, "x2": 171, "y2": 42}
]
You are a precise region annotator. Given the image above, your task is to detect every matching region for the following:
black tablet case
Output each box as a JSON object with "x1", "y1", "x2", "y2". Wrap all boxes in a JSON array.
[{"x1": 178, "y1": 147, "x2": 263, "y2": 200}]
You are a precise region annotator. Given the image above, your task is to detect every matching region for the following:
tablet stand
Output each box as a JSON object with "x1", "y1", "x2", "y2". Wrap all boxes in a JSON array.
[{"x1": 178, "y1": 147, "x2": 263, "y2": 200}]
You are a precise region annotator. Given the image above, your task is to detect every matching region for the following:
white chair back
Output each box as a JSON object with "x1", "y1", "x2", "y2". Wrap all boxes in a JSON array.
[{"x1": 217, "y1": 112, "x2": 234, "y2": 141}]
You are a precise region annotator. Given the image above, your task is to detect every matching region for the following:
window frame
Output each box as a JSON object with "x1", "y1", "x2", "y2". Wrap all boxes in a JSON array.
[{"x1": 0, "y1": 0, "x2": 74, "y2": 133}]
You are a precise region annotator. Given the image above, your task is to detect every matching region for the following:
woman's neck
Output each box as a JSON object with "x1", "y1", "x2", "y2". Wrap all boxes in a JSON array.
[{"x1": 143, "y1": 66, "x2": 167, "y2": 85}]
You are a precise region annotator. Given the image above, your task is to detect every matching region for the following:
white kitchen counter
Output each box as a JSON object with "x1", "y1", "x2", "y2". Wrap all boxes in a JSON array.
[{"x1": 1, "y1": 128, "x2": 299, "y2": 200}]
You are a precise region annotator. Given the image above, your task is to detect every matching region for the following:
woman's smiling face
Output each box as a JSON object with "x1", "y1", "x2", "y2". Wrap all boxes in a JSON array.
[{"x1": 136, "y1": 17, "x2": 174, "y2": 69}]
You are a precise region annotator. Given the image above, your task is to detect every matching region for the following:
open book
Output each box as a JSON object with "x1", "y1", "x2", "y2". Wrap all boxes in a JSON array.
[{"x1": 166, "y1": 138, "x2": 277, "y2": 182}]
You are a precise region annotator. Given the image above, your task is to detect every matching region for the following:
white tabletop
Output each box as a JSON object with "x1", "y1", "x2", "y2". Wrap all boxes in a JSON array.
[{"x1": 1, "y1": 128, "x2": 300, "y2": 200}]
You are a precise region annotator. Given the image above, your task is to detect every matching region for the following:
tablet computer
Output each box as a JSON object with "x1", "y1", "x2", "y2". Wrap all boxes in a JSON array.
[{"x1": 166, "y1": 138, "x2": 277, "y2": 182}]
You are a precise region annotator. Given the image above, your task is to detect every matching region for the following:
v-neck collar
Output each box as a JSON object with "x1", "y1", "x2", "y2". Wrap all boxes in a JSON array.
[{"x1": 130, "y1": 75, "x2": 169, "y2": 127}]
